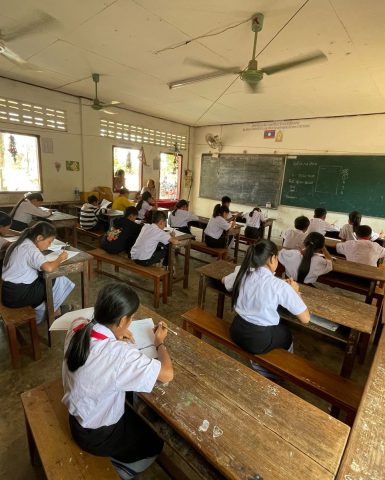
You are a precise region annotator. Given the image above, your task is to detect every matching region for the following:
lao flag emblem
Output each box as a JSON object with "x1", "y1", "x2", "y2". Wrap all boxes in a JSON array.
[{"x1": 264, "y1": 129, "x2": 275, "y2": 139}]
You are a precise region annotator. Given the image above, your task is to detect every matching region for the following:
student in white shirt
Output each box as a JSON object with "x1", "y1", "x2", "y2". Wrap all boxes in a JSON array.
[
  {"x1": 0, "y1": 211, "x2": 12, "y2": 251},
  {"x1": 339, "y1": 211, "x2": 362, "y2": 241},
  {"x1": 243, "y1": 207, "x2": 266, "y2": 239},
  {"x1": 11, "y1": 192, "x2": 52, "y2": 231},
  {"x1": 278, "y1": 232, "x2": 333, "y2": 284},
  {"x1": 62, "y1": 282, "x2": 173, "y2": 479},
  {"x1": 136, "y1": 191, "x2": 155, "y2": 221},
  {"x1": 168, "y1": 199, "x2": 199, "y2": 235},
  {"x1": 131, "y1": 211, "x2": 178, "y2": 266},
  {"x1": 223, "y1": 240, "x2": 309, "y2": 356},
  {"x1": 204, "y1": 204, "x2": 235, "y2": 248},
  {"x1": 282, "y1": 216, "x2": 310, "y2": 249},
  {"x1": 307, "y1": 207, "x2": 339, "y2": 236},
  {"x1": 221, "y1": 195, "x2": 242, "y2": 220},
  {"x1": 336, "y1": 225, "x2": 385, "y2": 266},
  {"x1": 1, "y1": 222, "x2": 75, "y2": 324}
]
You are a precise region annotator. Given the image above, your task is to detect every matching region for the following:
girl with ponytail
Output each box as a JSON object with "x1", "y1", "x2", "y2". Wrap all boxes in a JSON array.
[
  {"x1": 339, "y1": 211, "x2": 362, "y2": 241},
  {"x1": 136, "y1": 191, "x2": 154, "y2": 221},
  {"x1": 204, "y1": 204, "x2": 236, "y2": 248},
  {"x1": 278, "y1": 232, "x2": 333, "y2": 284},
  {"x1": 222, "y1": 240, "x2": 309, "y2": 357},
  {"x1": 242, "y1": 207, "x2": 266, "y2": 240},
  {"x1": 11, "y1": 192, "x2": 52, "y2": 231},
  {"x1": 168, "y1": 199, "x2": 199, "y2": 234},
  {"x1": 62, "y1": 282, "x2": 173, "y2": 479},
  {"x1": 1, "y1": 221, "x2": 75, "y2": 323}
]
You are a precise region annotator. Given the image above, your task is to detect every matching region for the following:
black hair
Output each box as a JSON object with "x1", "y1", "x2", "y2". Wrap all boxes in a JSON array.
[
  {"x1": 297, "y1": 232, "x2": 325, "y2": 284},
  {"x1": 65, "y1": 282, "x2": 140, "y2": 372},
  {"x1": 87, "y1": 195, "x2": 98, "y2": 204},
  {"x1": 356, "y1": 225, "x2": 372, "y2": 238},
  {"x1": 349, "y1": 211, "x2": 362, "y2": 234},
  {"x1": 136, "y1": 191, "x2": 152, "y2": 211},
  {"x1": 294, "y1": 216, "x2": 310, "y2": 231},
  {"x1": 124, "y1": 206, "x2": 138, "y2": 217},
  {"x1": 3, "y1": 221, "x2": 56, "y2": 267},
  {"x1": 213, "y1": 204, "x2": 229, "y2": 217},
  {"x1": 249, "y1": 207, "x2": 262, "y2": 218},
  {"x1": 152, "y1": 210, "x2": 167, "y2": 224},
  {"x1": 10, "y1": 192, "x2": 44, "y2": 219},
  {"x1": 221, "y1": 196, "x2": 231, "y2": 204},
  {"x1": 0, "y1": 211, "x2": 12, "y2": 227},
  {"x1": 119, "y1": 187, "x2": 129, "y2": 195},
  {"x1": 314, "y1": 207, "x2": 327, "y2": 218},
  {"x1": 232, "y1": 240, "x2": 278, "y2": 307},
  {"x1": 115, "y1": 169, "x2": 125, "y2": 176},
  {"x1": 172, "y1": 199, "x2": 188, "y2": 216}
]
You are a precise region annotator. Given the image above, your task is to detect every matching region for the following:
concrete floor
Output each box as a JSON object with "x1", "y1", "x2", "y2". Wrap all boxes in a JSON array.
[{"x1": 0, "y1": 235, "x2": 376, "y2": 479}]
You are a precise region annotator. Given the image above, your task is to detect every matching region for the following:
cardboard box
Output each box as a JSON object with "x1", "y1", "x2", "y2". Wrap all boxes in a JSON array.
[
  {"x1": 80, "y1": 191, "x2": 99, "y2": 203},
  {"x1": 96, "y1": 186, "x2": 113, "y2": 203}
]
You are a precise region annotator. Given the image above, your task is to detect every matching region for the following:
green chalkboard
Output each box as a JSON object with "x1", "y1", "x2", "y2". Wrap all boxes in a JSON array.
[{"x1": 281, "y1": 155, "x2": 385, "y2": 217}]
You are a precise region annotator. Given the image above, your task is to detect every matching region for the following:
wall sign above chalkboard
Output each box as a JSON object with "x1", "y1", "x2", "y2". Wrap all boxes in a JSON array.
[
  {"x1": 199, "y1": 153, "x2": 285, "y2": 207},
  {"x1": 281, "y1": 155, "x2": 385, "y2": 218}
]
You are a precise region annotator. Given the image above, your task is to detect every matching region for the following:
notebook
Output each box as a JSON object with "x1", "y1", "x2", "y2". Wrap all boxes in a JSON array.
[{"x1": 310, "y1": 313, "x2": 339, "y2": 331}]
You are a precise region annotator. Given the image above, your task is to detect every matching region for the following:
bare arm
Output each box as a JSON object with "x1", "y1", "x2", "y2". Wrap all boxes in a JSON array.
[
  {"x1": 154, "y1": 322, "x2": 174, "y2": 383},
  {"x1": 40, "y1": 250, "x2": 68, "y2": 273},
  {"x1": 322, "y1": 246, "x2": 333, "y2": 260},
  {"x1": 286, "y1": 278, "x2": 310, "y2": 324}
]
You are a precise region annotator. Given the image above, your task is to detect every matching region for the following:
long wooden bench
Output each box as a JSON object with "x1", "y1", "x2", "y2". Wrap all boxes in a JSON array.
[
  {"x1": 190, "y1": 240, "x2": 228, "y2": 262},
  {"x1": 75, "y1": 224, "x2": 104, "y2": 247},
  {"x1": 182, "y1": 307, "x2": 363, "y2": 424},
  {"x1": 89, "y1": 248, "x2": 168, "y2": 308},
  {"x1": 21, "y1": 379, "x2": 119, "y2": 479}
]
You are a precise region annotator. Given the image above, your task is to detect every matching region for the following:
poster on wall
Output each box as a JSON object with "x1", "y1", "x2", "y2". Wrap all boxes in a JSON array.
[{"x1": 66, "y1": 161, "x2": 80, "y2": 171}]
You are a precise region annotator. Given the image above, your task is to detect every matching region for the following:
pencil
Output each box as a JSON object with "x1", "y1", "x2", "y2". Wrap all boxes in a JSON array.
[{"x1": 159, "y1": 322, "x2": 178, "y2": 335}]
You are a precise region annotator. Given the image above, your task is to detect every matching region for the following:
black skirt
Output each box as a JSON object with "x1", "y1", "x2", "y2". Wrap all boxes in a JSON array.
[
  {"x1": 244, "y1": 225, "x2": 263, "y2": 240},
  {"x1": 205, "y1": 234, "x2": 227, "y2": 248},
  {"x1": 69, "y1": 404, "x2": 163, "y2": 463},
  {"x1": 230, "y1": 314, "x2": 292, "y2": 354},
  {"x1": 2, "y1": 276, "x2": 47, "y2": 308}
]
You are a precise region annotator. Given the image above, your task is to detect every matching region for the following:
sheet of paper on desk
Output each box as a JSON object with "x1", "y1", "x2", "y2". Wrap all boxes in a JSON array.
[
  {"x1": 100, "y1": 199, "x2": 112, "y2": 209},
  {"x1": 4, "y1": 236, "x2": 19, "y2": 242},
  {"x1": 164, "y1": 228, "x2": 186, "y2": 236},
  {"x1": 45, "y1": 250, "x2": 79, "y2": 262},
  {"x1": 48, "y1": 239, "x2": 66, "y2": 251},
  {"x1": 310, "y1": 313, "x2": 339, "y2": 331}
]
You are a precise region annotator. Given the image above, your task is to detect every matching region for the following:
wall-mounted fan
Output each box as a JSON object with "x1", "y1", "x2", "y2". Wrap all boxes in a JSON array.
[
  {"x1": 168, "y1": 13, "x2": 326, "y2": 93},
  {"x1": 206, "y1": 134, "x2": 223, "y2": 152},
  {"x1": 86, "y1": 73, "x2": 120, "y2": 115}
]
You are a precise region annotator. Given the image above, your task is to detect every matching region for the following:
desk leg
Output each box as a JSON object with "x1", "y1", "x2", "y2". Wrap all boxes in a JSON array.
[
  {"x1": 44, "y1": 276, "x2": 54, "y2": 347},
  {"x1": 73, "y1": 225, "x2": 78, "y2": 248},
  {"x1": 358, "y1": 282, "x2": 377, "y2": 363},
  {"x1": 233, "y1": 233, "x2": 240, "y2": 264},
  {"x1": 183, "y1": 241, "x2": 191, "y2": 289},
  {"x1": 198, "y1": 274, "x2": 207, "y2": 309},
  {"x1": 340, "y1": 328, "x2": 360, "y2": 378},
  {"x1": 217, "y1": 293, "x2": 225, "y2": 318},
  {"x1": 268, "y1": 223, "x2": 272, "y2": 240},
  {"x1": 81, "y1": 260, "x2": 90, "y2": 308},
  {"x1": 168, "y1": 244, "x2": 174, "y2": 296}
]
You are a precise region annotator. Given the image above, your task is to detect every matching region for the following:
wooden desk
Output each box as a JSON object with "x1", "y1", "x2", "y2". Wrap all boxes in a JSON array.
[
  {"x1": 134, "y1": 305, "x2": 349, "y2": 480},
  {"x1": 196, "y1": 260, "x2": 377, "y2": 378},
  {"x1": 167, "y1": 232, "x2": 193, "y2": 295},
  {"x1": 46, "y1": 212, "x2": 78, "y2": 247},
  {"x1": 44, "y1": 248, "x2": 92, "y2": 346}
]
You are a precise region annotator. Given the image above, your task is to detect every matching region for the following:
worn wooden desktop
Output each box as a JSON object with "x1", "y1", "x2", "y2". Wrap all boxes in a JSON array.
[
  {"x1": 134, "y1": 305, "x2": 350, "y2": 480},
  {"x1": 195, "y1": 260, "x2": 376, "y2": 378},
  {"x1": 167, "y1": 231, "x2": 193, "y2": 295},
  {"x1": 46, "y1": 212, "x2": 79, "y2": 247},
  {"x1": 44, "y1": 248, "x2": 92, "y2": 346}
]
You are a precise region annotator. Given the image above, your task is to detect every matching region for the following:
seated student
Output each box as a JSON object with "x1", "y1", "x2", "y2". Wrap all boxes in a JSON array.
[
  {"x1": 204, "y1": 204, "x2": 236, "y2": 248},
  {"x1": 136, "y1": 191, "x2": 155, "y2": 221},
  {"x1": 336, "y1": 225, "x2": 385, "y2": 266},
  {"x1": 282, "y1": 215, "x2": 310, "y2": 249},
  {"x1": 339, "y1": 211, "x2": 362, "y2": 241},
  {"x1": 62, "y1": 282, "x2": 173, "y2": 479},
  {"x1": 307, "y1": 207, "x2": 339, "y2": 236},
  {"x1": 1, "y1": 222, "x2": 75, "y2": 324},
  {"x1": 141, "y1": 179, "x2": 157, "y2": 199},
  {"x1": 0, "y1": 211, "x2": 13, "y2": 251},
  {"x1": 223, "y1": 240, "x2": 309, "y2": 358},
  {"x1": 11, "y1": 192, "x2": 52, "y2": 231},
  {"x1": 131, "y1": 211, "x2": 178, "y2": 266},
  {"x1": 168, "y1": 199, "x2": 199, "y2": 235},
  {"x1": 221, "y1": 195, "x2": 242, "y2": 220},
  {"x1": 100, "y1": 206, "x2": 142, "y2": 257},
  {"x1": 111, "y1": 187, "x2": 134, "y2": 211},
  {"x1": 278, "y1": 232, "x2": 333, "y2": 284},
  {"x1": 243, "y1": 207, "x2": 266, "y2": 239},
  {"x1": 80, "y1": 195, "x2": 108, "y2": 231}
]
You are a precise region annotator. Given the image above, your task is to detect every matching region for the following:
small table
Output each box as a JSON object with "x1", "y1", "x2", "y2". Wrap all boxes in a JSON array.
[
  {"x1": 167, "y1": 232, "x2": 193, "y2": 295},
  {"x1": 134, "y1": 305, "x2": 350, "y2": 480},
  {"x1": 44, "y1": 248, "x2": 92, "y2": 346},
  {"x1": 46, "y1": 212, "x2": 78, "y2": 247}
]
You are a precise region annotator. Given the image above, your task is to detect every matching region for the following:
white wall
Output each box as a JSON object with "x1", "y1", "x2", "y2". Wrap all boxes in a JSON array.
[
  {"x1": 190, "y1": 116, "x2": 385, "y2": 238},
  {"x1": 0, "y1": 77, "x2": 190, "y2": 203}
]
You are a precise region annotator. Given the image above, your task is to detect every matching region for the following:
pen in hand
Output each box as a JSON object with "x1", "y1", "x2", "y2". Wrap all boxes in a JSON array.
[{"x1": 157, "y1": 322, "x2": 178, "y2": 336}]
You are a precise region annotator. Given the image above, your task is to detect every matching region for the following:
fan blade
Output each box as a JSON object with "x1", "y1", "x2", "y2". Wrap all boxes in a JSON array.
[
  {"x1": 184, "y1": 57, "x2": 241, "y2": 72},
  {"x1": 102, "y1": 109, "x2": 117, "y2": 115},
  {"x1": 261, "y1": 51, "x2": 327, "y2": 76},
  {"x1": 0, "y1": 45, "x2": 42, "y2": 71},
  {"x1": 168, "y1": 69, "x2": 240, "y2": 89},
  {"x1": 3, "y1": 12, "x2": 59, "y2": 42},
  {"x1": 109, "y1": 100, "x2": 120, "y2": 105}
]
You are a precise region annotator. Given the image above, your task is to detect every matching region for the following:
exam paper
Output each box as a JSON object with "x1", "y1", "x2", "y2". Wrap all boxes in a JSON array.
[{"x1": 45, "y1": 250, "x2": 79, "y2": 262}]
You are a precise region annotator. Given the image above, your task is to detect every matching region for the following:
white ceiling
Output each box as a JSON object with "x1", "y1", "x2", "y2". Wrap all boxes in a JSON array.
[{"x1": 1, "y1": 0, "x2": 385, "y2": 126}]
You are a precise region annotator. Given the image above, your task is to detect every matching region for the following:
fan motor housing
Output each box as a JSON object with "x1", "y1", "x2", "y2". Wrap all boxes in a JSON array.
[{"x1": 241, "y1": 69, "x2": 264, "y2": 84}]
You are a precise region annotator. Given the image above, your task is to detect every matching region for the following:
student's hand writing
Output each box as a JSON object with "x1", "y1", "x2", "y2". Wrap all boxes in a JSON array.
[
  {"x1": 170, "y1": 229, "x2": 176, "y2": 237},
  {"x1": 170, "y1": 236, "x2": 179, "y2": 245},
  {"x1": 286, "y1": 277, "x2": 300, "y2": 292},
  {"x1": 59, "y1": 250, "x2": 68, "y2": 262},
  {"x1": 119, "y1": 329, "x2": 135, "y2": 343},
  {"x1": 154, "y1": 321, "x2": 168, "y2": 343}
]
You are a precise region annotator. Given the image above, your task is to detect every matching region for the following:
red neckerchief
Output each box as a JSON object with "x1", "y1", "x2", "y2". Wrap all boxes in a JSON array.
[
  {"x1": 73, "y1": 322, "x2": 108, "y2": 340},
  {"x1": 359, "y1": 236, "x2": 371, "y2": 240}
]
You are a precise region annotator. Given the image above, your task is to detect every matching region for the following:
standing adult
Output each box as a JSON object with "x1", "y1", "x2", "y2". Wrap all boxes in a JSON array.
[{"x1": 113, "y1": 169, "x2": 126, "y2": 192}]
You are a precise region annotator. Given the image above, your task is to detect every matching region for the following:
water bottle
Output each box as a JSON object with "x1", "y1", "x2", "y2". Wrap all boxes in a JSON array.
[{"x1": 74, "y1": 187, "x2": 80, "y2": 201}]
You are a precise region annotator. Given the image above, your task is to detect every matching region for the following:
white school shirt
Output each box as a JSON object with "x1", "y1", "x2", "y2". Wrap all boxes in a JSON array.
[
  {"x1": 282, "y1": 228, "x2": 307, "y2": 250},
  {"x1": 278, "y1": 249, "x2": 333, "y2": 284},
  {"x1": 168, "y1": 209, "x2": 199, "y2": 228},
  {"x1": 336, "y1": 240, "x2": 385, "y2": 266},
  {"x1": 243, "y1": 211, "x2": 266, "y2": 229},
  {"x1": 307, "y1": 218, "x2": 339, "y2": 236},
  {"x1": 223, "y1": 266, "x2": 306, "y2": 326},
  {"x1": 137, "y1": 200, "x2": 152, "y2": 220},
  {"x1": 13, "y1": 199, "x2": 51, "y2": 225},
  {"x1": 204, "y1": 216, "x2": 231, "y2": 239},
  {"x1": 339, "y1": 224, "x2": 379, "y2": 241},
  {"x1": 130, "y1": 223, "x2": 170, "y2": 260},
  {"x1": 2, "y1": 239, "x2": 46, "y2": 283},
  {"x1": 62, "y1": 320, "x2": 161, "y2": 428}
]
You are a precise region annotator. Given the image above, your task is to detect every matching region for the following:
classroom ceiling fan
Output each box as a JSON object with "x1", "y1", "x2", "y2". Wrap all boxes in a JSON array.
[
  {"x1": 86, "y1": 73, "x2": 121, "y2": 115},
  {"x1": 168, "y1": 13, "x2": 327, "y2": 93},
  {"x1": 0, "y1": 11, "x2": 58, "y2": 70}
]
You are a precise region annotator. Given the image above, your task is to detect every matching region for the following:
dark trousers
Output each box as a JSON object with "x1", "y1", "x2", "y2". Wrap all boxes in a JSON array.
[
  {"x1": 205, "y1": 234, "x2": 227, "y2": 248},
  {"x1": 11, "y1": 219, "x2": 28, "y2": 231},
  {"x1": 245, "y1": 225, "x2": 263, "y2": 240},
  {"x1": 134, "y1": 242, "x2": 169, "y2": 266}
]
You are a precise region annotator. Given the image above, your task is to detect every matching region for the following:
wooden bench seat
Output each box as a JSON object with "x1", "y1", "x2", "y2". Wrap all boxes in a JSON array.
[
  {"x1": 89, "y1": 248, "x2": 168, "y2": 308},
  {"x1": 190, "y1": 240, "x2": 228, "y2": 261},
  {"x1": 75, "y1": 224, "x2": 104, "y2": 246},
  {"x1": 21, "y1": 379, "x2": 119, "y2": 479},
  {"x1": 0, "y1": 304, "x2": 40, "y2": 368},
  {"x1": 182, "y1": 307, "x2": 363, "y2": 424}
]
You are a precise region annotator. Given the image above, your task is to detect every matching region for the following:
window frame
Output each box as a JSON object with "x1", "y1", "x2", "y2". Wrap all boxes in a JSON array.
[
  {"x1": 0, "y1": 129, "x2": 43, "y2": 194},
  {"x1": 159, "y1": 151, "x2": 183, "y2": 200},
  {"x1": 112, "y1": 144, "x2": 143, "y2": 193}
]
